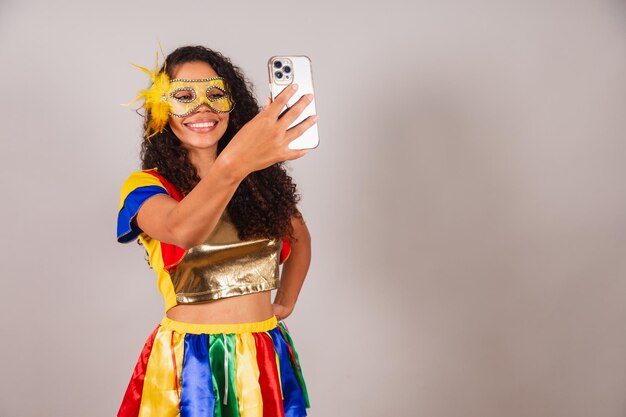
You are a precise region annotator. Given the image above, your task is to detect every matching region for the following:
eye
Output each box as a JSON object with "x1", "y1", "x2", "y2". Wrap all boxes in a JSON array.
[
  {"x1": 173, "y1": 89, "x2": 195, "y2": 102},
  {"x1": 207, "y1": 87, "x2": 226, "y2": 101}
]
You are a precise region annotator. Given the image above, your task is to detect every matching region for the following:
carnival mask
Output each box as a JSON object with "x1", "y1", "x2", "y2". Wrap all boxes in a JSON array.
[
  {"x1": 130, "y1": 62, "x2": 236, "y2": 139},
  {"x1": 168, "y1": 77, "x2": 235, "y2": 117}
]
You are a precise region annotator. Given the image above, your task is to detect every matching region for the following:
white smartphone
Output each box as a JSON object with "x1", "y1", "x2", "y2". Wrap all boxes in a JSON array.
[{"x1": 268, "y1": 55, "x2": 319, "y2": 150}]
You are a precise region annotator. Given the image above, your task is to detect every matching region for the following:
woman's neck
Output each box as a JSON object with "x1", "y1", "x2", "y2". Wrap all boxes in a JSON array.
[{"x1": 187, "y1": 146, "x2": 218, "y2": 179}]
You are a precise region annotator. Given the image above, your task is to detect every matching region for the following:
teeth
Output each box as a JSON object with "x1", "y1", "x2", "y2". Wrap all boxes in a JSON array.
[{"x1": 187, "y1": 122, "x2": 216, "y2": 128}]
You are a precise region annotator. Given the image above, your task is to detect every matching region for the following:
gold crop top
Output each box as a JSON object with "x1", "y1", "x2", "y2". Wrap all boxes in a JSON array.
[
  {"x1": 170, "y1": 211, "x2": 282, "y2": 304},
  {"x1": 117, "y1": 169, "x2": 290, "y2": 311}
]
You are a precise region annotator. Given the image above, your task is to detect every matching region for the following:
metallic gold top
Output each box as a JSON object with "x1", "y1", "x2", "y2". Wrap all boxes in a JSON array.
[{"x1": 169, "y1": 212, "x2": 282, "y2": 304}]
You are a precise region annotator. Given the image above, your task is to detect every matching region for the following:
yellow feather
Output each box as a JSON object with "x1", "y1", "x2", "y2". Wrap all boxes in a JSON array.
[
  {"x1": 131, "y1": 63, "x2": 154, "y2": 77},
  {"x1": 127, "y1": 54, "x2": 172, "y2": 139}
]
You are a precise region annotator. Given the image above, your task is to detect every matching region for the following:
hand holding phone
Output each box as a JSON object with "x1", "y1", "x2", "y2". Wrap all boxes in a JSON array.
[
  {"x1": 268, "y1": 56, "x2": 319, "y2": 150},
  {"x1": 223, "y1": 80, "x2": 316, "y2": 179}
]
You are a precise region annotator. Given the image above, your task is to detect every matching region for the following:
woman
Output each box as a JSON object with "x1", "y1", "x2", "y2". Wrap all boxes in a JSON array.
[{"x1": 116, "y1": 46, "x2": 317, "y2": 417}]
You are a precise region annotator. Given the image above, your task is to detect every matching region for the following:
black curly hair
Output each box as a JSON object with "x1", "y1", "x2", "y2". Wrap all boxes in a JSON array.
[{"x1": 140, "y1": 45, "x2": 301, "y2": 241}]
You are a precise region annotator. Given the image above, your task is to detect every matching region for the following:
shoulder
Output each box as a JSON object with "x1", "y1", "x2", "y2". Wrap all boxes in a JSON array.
[
  {"x1": 120, "y1": 169, "x2": 167, "y2": 195},
  {"x1": 120, "y1": 168, "x2": 184, "y2": 202},
  {"x1": 117, "y1": 169, "x2": 170, "y2": 243}
]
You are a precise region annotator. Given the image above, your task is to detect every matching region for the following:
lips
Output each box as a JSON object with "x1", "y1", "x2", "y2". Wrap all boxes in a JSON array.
[
  {"x1": 186, "y1": 121, "x2": 216, "y2": 128},
  {"x1": 183, "y1": 119, "x2": 218, "y2": 133}
]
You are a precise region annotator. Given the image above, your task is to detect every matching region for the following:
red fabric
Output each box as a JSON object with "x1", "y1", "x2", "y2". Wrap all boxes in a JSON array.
[
  {"x1": 143, "y1": 170, "x2": 184, "y2": 202},
  {"x1": 253, "y1": 332, "x2": 286, "y2": 417},
  {"x1": 280, "y1": 238, "x2": 291, "y2": 264},
  {"x1": 142, "y1": 170, "x2": 187, "y2": 271},
  {"x1": 118, "y1": 325, "x2": 160, "y2": 417}
]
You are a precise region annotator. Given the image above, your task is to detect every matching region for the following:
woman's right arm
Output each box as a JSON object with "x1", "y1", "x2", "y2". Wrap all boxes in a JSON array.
[
  {"x1": 135, "y1": 159, "x2": 242, "y2": 249},
  {"x1": 135, "y1": 84, "x2": 318, "y2": 249}
]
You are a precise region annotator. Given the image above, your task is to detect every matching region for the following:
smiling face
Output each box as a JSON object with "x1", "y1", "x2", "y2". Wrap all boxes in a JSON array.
[{"x1": 168, "y1": 61, "x2": 230, "y2": 153}]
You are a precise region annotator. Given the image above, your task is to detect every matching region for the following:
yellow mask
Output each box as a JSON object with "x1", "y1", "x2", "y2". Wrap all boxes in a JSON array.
[
  {"x1": 130, "y1": 58, "x2": 237, "y2": 139},
  {"x1": 168, "y1": 77, "x2": 235, "y2": 117}
]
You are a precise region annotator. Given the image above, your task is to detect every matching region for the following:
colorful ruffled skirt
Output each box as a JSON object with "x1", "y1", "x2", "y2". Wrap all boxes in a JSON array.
[{"x1": 118, "y1": 316, "x2": 309, "y2": 417}]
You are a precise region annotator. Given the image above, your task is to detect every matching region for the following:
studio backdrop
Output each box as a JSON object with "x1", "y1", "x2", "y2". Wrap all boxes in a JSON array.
[{"x1": 1, "y1": 1, "x2": 625, "y2": 416}]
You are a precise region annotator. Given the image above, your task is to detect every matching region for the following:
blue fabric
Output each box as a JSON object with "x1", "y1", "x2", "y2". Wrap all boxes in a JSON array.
[
  {"x1": 117, "y1": 185, "x2": 168, "y2": 243},
  {"x1": 268, "y1": 328, "x2": 307, "y2": 417},
  {"x1": 181, "y1": 334, "x2": 215, "y2": 417}
]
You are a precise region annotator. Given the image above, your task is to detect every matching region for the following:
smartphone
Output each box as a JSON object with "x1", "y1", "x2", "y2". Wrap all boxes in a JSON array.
[{"x1": 268, "y1": 55, "x2": 319, "y2": 150}]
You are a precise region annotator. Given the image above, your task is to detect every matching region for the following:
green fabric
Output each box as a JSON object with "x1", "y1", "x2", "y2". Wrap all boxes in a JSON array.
[{"x1": 209, "y1": 334, "x2": 240, "y2": 417}]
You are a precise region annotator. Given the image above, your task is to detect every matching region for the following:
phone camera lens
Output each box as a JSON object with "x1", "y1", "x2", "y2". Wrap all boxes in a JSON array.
[
  {"x1": 283, "y1": 65, "x2": 291, "y2": 74},
  {"x1": 275, "y1": 71, "x2": 283, "y2": 79},
  {"x1": 273, "y1": 60, "x2": 283, "y2": 69}
]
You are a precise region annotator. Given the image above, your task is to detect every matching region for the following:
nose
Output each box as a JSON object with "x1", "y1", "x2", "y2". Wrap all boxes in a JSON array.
[{"x1": 194, "y1": 100, "x2": 216, "y2": 114}]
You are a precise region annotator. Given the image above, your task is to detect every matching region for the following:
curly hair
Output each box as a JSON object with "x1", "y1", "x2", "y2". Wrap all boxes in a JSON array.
[{"x1": 140, "y1": 45, "x2": 301, "y2": 241}]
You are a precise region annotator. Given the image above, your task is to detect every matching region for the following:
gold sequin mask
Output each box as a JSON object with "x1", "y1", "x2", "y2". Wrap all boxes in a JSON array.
[
  {"x1": 168, "y1": 77, "x2": 235, "y2": 117},
  {"x1": 129, "y1": 58, "x2": 236, "y2": 139}
]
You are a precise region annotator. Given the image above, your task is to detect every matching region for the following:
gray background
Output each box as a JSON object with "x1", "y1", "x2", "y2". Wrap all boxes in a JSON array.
[{"x1": 1, "y1": 0, "x2": 625, "y2": 416}]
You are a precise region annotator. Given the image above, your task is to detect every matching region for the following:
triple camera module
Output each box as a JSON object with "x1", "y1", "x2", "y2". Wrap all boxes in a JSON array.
[{"x1": 272, "y1": 58, "x2": 293, "y2": 84}]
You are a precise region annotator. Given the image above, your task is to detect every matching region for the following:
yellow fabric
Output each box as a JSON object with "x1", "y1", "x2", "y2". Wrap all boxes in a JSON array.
[
  {"x1": 119, "y1": 169, "x2": 178, "y2": 311},
  {"x1": 160, "y1": 315, "x2": 278, "y2": 335},
  {"x1": 118, "y1": 169, "x2": 165, "y2": 210},
  {"x1": 235, "y1": 333, "x2": 263, "y2": 417},
  {"x1": 138, "y1": 328, "x2": 184, "y2": 417},
  {"x1": 139, "y1": 233, "x2": 178, "y2": 311}
]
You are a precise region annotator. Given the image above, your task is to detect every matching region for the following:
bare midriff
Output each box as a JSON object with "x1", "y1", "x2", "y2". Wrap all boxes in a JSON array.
[{"x1": 165, "y1": 291, "x2": 274, "y2": 324}]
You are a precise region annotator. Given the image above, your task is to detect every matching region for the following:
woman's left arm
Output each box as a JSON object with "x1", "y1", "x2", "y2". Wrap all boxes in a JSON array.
[{"x1": 272, "y1": 214, "x2": 312, "y2": 321}]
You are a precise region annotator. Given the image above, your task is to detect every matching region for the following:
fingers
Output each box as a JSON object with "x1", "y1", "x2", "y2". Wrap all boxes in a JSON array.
[
  {"x1": 241, "y1": 83, "x2": 316, "y2": 165},
  {"x1": 285, "y1": 114, "x2": 319, "y2": 143},
  {"x1": 264, "y1": 83, "x2": 299, "y2": 119},
  {"x1": 283, "y1": 148, "x2": 311, "y2": 162},
  {"x1": 278, "y1": 93, "x2": 315, "y2": 128}
]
